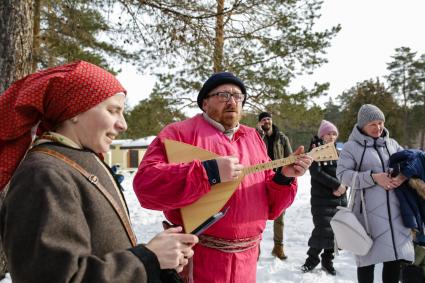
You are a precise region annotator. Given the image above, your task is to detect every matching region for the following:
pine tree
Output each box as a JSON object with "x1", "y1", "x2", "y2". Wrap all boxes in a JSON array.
[
  {"x1": 32, "y1": 0, "x2": 138, "y2": 73},
  {"x1": 123, "y1": 90, "x2": 187, "y2": 138},
  {"x1": 337, "y1": 79, "x2": 401, "y2": 142},
  {"x1": 268, "y1": 92, "x2": 324, "y2": 148},
  {"x1": 0, "y1": 0, "x2": 35, "y2": 277},
  {"x1": 323, "y1": 98, "x2": 342, "y2": 127},
  {"x1": 123, "y1": 0, "x2": 340, "y2": 110},
  {"x1": 386, "y1": 47, "x2": 417, "y2": 146},
  {"x1": 410, "y1": 54, "x2": 425, "y2": 148},
  {"x1": 0, "y1": 0, "x2": 33, "y2": 92}
]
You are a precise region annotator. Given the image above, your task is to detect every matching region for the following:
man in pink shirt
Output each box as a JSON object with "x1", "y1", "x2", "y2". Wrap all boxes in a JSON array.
[{"x1": 133, "y1": 72, "x2": 312, "y2": 283}]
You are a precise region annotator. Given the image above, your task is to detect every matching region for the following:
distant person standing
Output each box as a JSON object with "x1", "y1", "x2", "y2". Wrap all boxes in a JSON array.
[
  {"x1": 301, "y1": 120, "x2": 347, "y2": 275},
  {"x1": 257, "y1": 112, "x2": 292, "y2": 260}
]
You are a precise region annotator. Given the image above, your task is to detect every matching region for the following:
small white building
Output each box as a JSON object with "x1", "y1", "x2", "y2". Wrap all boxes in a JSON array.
[{"x1": 106, "y1": 136, "x2": 156, "y2": 169}]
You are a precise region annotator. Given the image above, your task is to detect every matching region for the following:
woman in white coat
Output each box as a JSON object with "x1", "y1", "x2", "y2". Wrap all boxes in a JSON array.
[{"x1": 336, "y1": 104, "x2": 414, "y2": 283}]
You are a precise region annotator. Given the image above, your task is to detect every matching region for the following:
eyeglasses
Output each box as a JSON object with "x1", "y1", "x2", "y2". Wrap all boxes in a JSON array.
[{"x1": 207, "y1": 92, "x2": 245, "y2": 102}]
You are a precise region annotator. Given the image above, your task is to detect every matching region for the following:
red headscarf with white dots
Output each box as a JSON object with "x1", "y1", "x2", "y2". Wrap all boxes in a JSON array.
[{"x1": 0, "y1": 60, "x2": 126, "y2": 190}]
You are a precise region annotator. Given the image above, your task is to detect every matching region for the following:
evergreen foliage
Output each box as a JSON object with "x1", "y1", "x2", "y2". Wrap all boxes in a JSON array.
[
  {"x1": 124, "y1": 0, "x2": 340, "y2": 110},
  {"x1": 336, "y1": 79, "x2": 401, "y2": 142},
  {"x1": 243, "y1": 92, "x2": 324, "y2": 149},
  {"x1": 123, "y1": 90, "x2": 187, "y2": 138},
  {"x1": 409, "y1": 54, "x2": 425, "y2": 148},
  {"x1": 33, "y1": 0, "x2": 137, "y2": 73},
  {"x1": 408, "y1": 105, "x2": 425, "y2": 149},
  {"x1": 323, "y1": 98, "x2": 342, "y2": 127},
  {"x1": 5, "y1": 1, "x2": 425, "y2": 147},
  {"x1": 385, "y1": 47, "x2": 417, "y2": 146}
]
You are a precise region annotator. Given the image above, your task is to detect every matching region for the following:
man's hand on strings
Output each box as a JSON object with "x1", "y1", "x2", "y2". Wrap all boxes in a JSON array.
[{"x1": 281, "y1": 146, "x2": 313, "y2": 177}]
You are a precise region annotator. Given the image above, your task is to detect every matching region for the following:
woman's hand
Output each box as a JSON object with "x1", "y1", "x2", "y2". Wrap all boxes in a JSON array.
[
  {"x1": 390, "y1": 173, "x2": 407, "y2": 188},
  {"x1": 333, "y1": 184, "x2": 346, "y2": 197},
  {"x1": 372, "y1": 172, "x2": 398, "y2": 190},
  {"x1": 146, "y1": 226, "x2": 198, "y2": 271}
]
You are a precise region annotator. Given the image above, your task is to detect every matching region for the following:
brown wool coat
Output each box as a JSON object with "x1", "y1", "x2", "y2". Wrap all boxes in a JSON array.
[{"x1": 0, "y1": 144, "x2": 158, "y2": 283}]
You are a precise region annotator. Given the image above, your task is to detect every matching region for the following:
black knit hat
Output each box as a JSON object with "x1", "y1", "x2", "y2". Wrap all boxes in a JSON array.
[
  {"x1": 197, "y1": 72, "x2": 247, "y2": 110},
  {"x1": 258, "y1": 112, "x2": 272, "y2": 121}
]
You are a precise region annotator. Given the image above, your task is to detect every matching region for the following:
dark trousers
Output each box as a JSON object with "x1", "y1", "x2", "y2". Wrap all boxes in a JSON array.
[
  {"x1": 305, "y1": 247, "x2": 334, "y2": 266},
  {"x1": 357, "y1": 260, "x2": 402, "y2": 283},
  {"x1": 273, "y1": 211, "x2": 285, "y2": 245},
  {"x1": 401, "y1": 264, "x2": 424, "y2": 283}
]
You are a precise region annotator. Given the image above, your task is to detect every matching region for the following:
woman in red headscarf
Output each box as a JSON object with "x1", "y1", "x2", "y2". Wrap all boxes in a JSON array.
[{"x1": 0, "y1": 61, "x2": 198, "y2": 283}]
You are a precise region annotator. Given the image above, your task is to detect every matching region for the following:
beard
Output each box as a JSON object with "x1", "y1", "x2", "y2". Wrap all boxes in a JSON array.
[
  {"x1": 221, "y1": 113, "x2": 240, "y2": 129},
  {"x1": 204, "y1": 103, "x2": 242, "y2": 129},
  {"x1": 261, "y1": 124, "x2": 271, "y2": 132}
]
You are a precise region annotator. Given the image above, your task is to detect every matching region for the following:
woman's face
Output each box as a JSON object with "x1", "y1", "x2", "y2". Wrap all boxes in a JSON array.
[
  {"x1": 322, "y1": 132, "x2": 338, "y2": 144},
  {"x1": 61, "y1": 93, "x2": 127, "y2": 153},
  {"x1": 362, "y1": 120, "x2": 385, "y2": 138}
]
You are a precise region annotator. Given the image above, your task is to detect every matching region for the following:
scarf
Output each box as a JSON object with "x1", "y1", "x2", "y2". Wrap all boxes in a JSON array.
[{"x1": 0, "y1": 60, "x2": 125, "y2": 190}]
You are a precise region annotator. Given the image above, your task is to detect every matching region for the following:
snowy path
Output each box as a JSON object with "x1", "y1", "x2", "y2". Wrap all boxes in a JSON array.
[
  {"x1": 1, "y1": 172, "x2": 384, "y2": 282},
  {"x1": 125, "y1": 172, "x2": 380, "y2": 283}
]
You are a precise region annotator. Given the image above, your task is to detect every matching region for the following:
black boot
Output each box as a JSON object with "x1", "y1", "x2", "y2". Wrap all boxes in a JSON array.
[
  {"x1": 301, "y1": 257, "x2": 319, "y2": 273},
  {"x1": 321, "y1": 260, "x2": 336, "y2": 276},
  {"x1": 301, "y1": 262, "x2": 317, "y2": 273}
]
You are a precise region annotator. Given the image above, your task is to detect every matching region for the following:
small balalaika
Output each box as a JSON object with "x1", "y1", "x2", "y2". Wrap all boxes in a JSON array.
[{"x1": 164, "y1": 139, "x2": 338, "y2": 233}]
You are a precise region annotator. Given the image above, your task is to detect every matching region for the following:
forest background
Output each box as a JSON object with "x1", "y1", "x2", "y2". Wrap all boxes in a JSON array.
[{"x1": 2, "y1": 0, "x2": 425, "y2": 151}]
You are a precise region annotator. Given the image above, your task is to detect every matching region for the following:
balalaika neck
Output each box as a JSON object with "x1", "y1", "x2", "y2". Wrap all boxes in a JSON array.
[{"x1": 242, "y1": 155, "x2": 298, "y2": 175}]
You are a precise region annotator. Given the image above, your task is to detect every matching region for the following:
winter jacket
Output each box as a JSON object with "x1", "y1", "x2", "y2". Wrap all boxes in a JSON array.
[
  {"x1": 389, "y1": 149, "x2": 425, "y2": 244},
  {"x1": 0, "y1": 143, "x2": 159, "y2": 283},
  {"x1": 257, "y1": 124, "x2": 292, "y2": 160},
  {"x1": 389, "y1": 149, "x2": 425, "y2": 181},
  {"x1": 133, "y1": 114, "x2": 298, "y2": 283},
  {"x1": 393, "y1": 184, "x2": 425, "y2": 236},
  {"x1": 336, "y1": 125, "x2": 414, "y2": 267},
  {"x1": 308, "y1": 136, "x2": 347, "y2": 249}
]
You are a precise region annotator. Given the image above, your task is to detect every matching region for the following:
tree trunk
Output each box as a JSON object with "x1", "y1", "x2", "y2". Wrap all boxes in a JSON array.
[
  {"x1": 32, "y1": 0, "x2": 40, "y2": 72},
  {"x1": 0, "y1": 0, "x2": 34, "y2": 278},
  {"x1": 213, "y1": 0, "x2": 224, "y2": 72},
  {"x1": 422, "y1": 96, "x2": 425, "y2": 149},
  {"x1": 0, "y1": 0, "x2": 34, "y2": 93},
  {"x1": 401, "y1": 80, "x2": 410, "y2": 147}
]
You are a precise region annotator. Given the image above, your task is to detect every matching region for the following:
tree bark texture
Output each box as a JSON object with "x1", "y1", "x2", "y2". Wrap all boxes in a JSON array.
[
  {"x1": 0, "y1": 0, "x2": 34, "y2": 278},
  {"x1": 32, "y1": 0, "x2": 40, "y2": 72},
  {"x1": 422, "y1": 98, "x2": 425, "y2": 149},
  {"x1": 0, "y1": 0, "x2": 34, "y2": 93},
  {"x1": 213, "y1": 0, "x2": 224, "y2": 72}
]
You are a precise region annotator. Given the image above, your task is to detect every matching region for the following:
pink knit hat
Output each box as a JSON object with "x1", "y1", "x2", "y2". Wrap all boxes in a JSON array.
[{"x1": 318, "y1": 120, "x2": 338, "y2": 138}]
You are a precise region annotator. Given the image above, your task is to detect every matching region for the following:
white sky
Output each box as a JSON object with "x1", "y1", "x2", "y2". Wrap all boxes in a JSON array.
[
  {"x1": 118, "y1": 0, "x2": 425, "y2": 109},
  {"x1": 295, "y1": 0, "x2": 425, "y2": 105}
]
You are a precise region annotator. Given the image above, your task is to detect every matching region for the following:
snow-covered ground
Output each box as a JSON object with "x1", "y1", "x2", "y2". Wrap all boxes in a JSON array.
[{"x1": 1, "y1": 171, "x2": 384, "y2": 282}]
